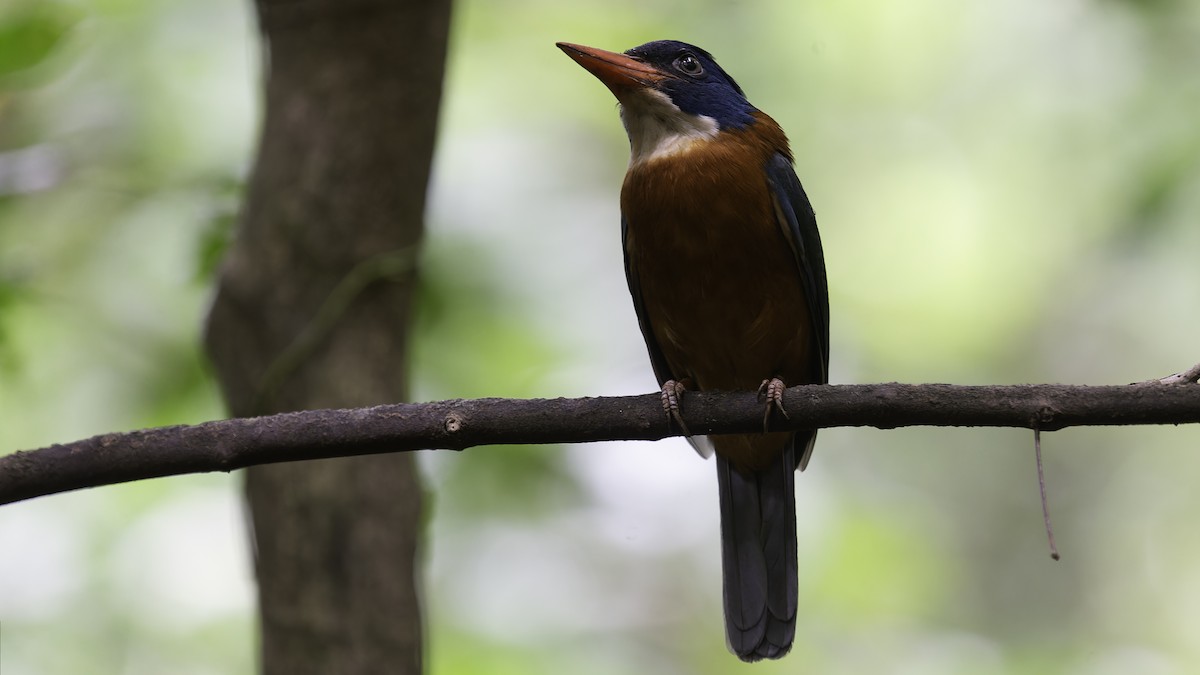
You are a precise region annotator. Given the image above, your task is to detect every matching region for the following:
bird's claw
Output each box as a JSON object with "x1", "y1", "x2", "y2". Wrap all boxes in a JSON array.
[
  {"x1": 661, "y1": 379, "x2": 691, "y2": 436},
  {"x1": 758, "y1": 376, "x2": 789, "y2": 432}
]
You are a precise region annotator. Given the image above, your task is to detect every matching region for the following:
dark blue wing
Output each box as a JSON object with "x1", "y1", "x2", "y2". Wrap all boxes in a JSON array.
[{"x1": 765, "y1": 153, "x2": 829, "y2": 386}]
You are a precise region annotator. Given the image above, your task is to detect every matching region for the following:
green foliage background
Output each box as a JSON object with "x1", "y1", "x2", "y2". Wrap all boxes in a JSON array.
[{"x1": 2, "y1": 0, "x2": 1199, "y2": 673}]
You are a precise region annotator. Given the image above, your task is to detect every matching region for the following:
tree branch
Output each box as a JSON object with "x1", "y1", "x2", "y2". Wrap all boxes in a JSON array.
[{"x1": 3, "y1": 375, "x2": 1199, "y2": 506}]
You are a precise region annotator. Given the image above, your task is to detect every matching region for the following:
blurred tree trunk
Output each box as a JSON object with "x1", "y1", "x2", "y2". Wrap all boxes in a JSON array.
[{"x1": 204, "y1": 0, "x2": 451, "y2": 673}]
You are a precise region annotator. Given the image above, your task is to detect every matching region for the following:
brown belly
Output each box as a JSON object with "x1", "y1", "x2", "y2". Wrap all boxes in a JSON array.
[{"x1": 622, "y1": 165, "x2": 814, "y2": 471}]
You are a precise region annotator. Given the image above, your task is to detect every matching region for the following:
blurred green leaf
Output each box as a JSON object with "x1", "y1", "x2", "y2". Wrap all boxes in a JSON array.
[
  {"x1": 435, "y1": 444, "x2": 584, "y2": 519},
  {"x1": 412, "y1": 233, "x2": 566, "y2": 400},
  {"x1": 193, "y1": 174, "x2": 243, "y2": 282},
  {"x1": 0, "y1": 7, "x2": 73, "y2": 78},
  {"x1": 0, "y1": 270, "x2": 30, "y2": 374},
  {"x1": 1122, "y1": 136, "x2": 1200, "y2": 242}
]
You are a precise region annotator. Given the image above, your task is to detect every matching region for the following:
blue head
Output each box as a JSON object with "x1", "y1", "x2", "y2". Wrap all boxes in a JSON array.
[
  {"x1": 558, "y1": 40, "x2": 759, "y2": 163},
  {"x1": 622, "y1": 40, "x2": 756, "y2": 130}
]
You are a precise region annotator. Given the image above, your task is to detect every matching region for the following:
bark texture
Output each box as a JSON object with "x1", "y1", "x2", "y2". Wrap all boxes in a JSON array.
[
  {"x1": 6, "y1": 381, "x2": 1200, "y2": 506},
  {"x1": 203, "y1": 0, "x2": 451, "y2": 672}
]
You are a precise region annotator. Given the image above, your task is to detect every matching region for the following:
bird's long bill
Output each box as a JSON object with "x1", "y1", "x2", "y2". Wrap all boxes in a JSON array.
[{"x1": 556, "y1": 42, "x2": 665, "y2": 93}]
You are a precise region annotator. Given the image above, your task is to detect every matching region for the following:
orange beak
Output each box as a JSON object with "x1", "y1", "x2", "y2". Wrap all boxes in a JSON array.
[{"x1": 556, "y1": 42, "x2": 666, "y2": 96}]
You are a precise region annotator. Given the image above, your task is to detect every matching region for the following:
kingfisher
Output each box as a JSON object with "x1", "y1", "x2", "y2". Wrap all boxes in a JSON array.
[{"x1": 557, "y1": 40, "x2": 829, "y2": 660}]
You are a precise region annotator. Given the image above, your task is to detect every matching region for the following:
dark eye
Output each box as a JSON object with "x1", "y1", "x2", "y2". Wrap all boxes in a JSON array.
[{"x1": 674, "y1": 54, "x2": 704, "y2": 76}]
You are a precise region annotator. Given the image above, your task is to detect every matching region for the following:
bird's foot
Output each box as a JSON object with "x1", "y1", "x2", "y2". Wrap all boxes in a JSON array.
[
  {"x1": 757, "y1": 376, "x2": 790, "y2": 432},
  {"x1": 661, "y1": 379, "x2": 691, "y2": 436}
]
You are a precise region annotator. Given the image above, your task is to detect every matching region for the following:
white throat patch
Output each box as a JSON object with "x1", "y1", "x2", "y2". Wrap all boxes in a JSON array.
[{"x1": 619, "y1": 88, "x2": 719, "y2": 166}]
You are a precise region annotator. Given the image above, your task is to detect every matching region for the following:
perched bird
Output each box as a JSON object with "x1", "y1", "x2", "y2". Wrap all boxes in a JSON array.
[{"x1": 557, "y1": 40, "x2": 829, "y2": 661}]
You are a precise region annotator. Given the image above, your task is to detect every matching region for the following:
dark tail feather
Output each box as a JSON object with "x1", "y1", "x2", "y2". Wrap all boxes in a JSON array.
[{"x1": 717, "y1": 438, "x2": 799, "y2": 661}]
